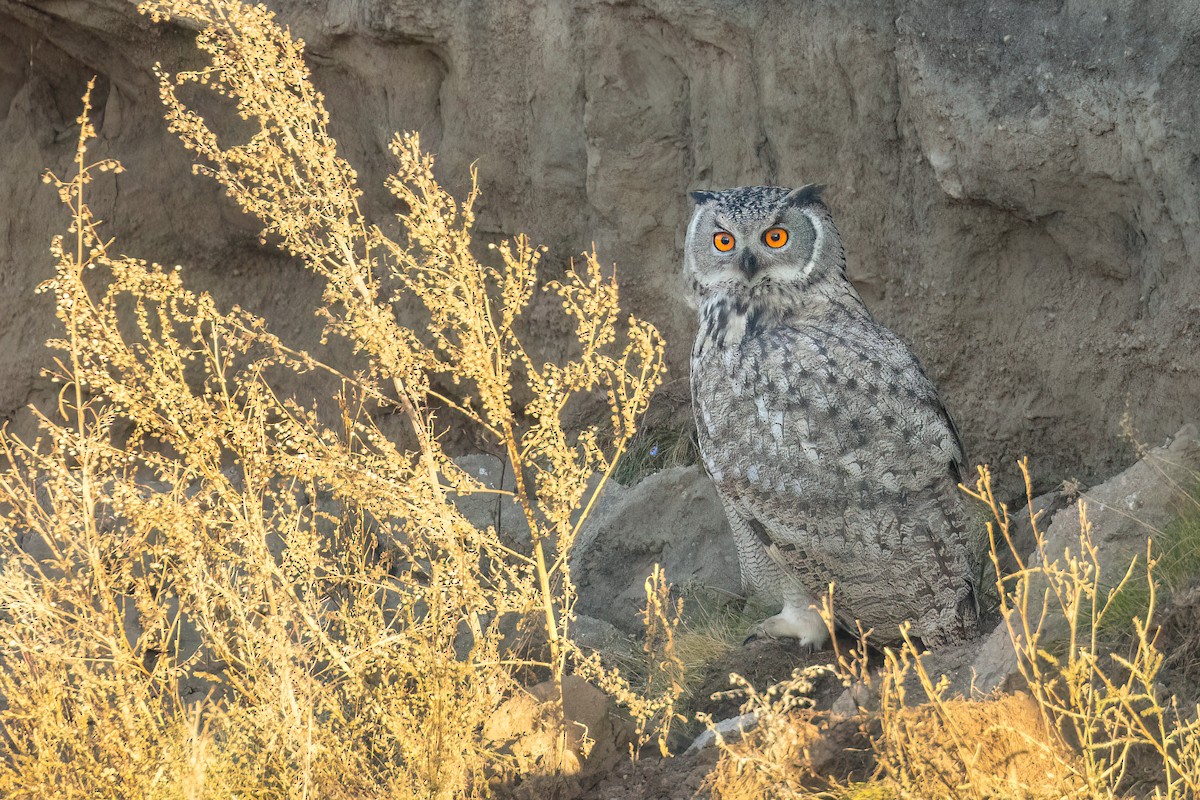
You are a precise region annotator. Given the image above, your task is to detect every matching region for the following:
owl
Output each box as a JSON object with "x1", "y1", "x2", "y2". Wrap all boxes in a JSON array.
[{"x1": 684, "y1": 185, "x2": 982, "y2": 648}]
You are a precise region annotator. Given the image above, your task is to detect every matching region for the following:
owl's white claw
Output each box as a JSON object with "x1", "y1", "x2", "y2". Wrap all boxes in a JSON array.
[{"x1": 745, "y1": 601, "x2": 830, "y2": 649}]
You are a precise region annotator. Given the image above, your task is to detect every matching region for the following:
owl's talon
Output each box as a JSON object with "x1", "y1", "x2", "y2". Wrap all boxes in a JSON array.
[
  {"x1": 742, "y1": 623, "x2": 770, "y2": 645},
  {"x1": 747, "y1": 603, "x2": 829, "y2": 649}
]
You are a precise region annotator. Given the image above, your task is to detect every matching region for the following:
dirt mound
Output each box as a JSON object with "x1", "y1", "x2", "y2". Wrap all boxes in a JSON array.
[
  {"x1": 875, "y1": 692, "x2": 1079, "y2": 798},
  {"x1": 687, "y1": 637, "x2": 847, "y2": 726}
]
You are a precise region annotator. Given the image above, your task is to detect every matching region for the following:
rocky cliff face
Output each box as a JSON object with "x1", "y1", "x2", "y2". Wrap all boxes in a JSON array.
[{"x1": 2, "y1": 0, "x2": 1198, "y2": 493}]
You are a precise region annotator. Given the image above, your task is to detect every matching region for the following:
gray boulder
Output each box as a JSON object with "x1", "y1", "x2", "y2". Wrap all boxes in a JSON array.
[
  {"x1": 973, "y1": 424, "x2": 1200, "y2": 693},
  {"x1": 447, "y1": 453, "x2": 629, "y2": 553},
  {"x1": 572, "y1": 466, "x2": 741, "y2": 633},
  {"x1": 994, "y1": 488, "x2": 1073, "y2": 578},
  {"x1": 447, "y1": 454, "x2": 530, "y2": 549}
]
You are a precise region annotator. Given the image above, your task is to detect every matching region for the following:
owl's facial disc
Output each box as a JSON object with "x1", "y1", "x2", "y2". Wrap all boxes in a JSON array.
[{"x1": 685, "y1": 188, "x2": 825, "y2": 301}]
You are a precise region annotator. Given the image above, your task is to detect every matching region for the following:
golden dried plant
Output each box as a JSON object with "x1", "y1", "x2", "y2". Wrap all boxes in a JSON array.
[
  {"x1": 704, "y1": 461, "x2": 1200, "y2": 800},
  {"x1": 0, "y1": 0, "x2": 676, "y2": 796},
  {"x1": 965, "y1": 460, "x2": 1200, "y2": 799}
]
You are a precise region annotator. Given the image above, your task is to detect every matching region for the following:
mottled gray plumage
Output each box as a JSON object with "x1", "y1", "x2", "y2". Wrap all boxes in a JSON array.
[{"x1": 685, "y1": 185, "x2": 982, "y2": 647}]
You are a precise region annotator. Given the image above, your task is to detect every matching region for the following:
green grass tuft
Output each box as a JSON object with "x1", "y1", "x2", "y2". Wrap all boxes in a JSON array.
[
  {"x1": 612, "y1": 424, "x2": 699, "y2": 485},
  {"x1": 1095, "y1": 484, "x2": 1200, "y2": 640}
]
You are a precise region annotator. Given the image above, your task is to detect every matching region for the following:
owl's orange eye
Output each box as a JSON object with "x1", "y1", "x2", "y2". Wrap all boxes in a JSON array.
[
  {"x1": 713, "y1": 231, "x2": 736, "y2": 252},
  {"x1": 764, "y1": 227, "x2": 789, "y2": 248}
]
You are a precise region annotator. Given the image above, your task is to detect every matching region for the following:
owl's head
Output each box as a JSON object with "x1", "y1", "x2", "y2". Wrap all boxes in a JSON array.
[{"x1": 683, "y1": 185, "x2": 846, "y2": 309}]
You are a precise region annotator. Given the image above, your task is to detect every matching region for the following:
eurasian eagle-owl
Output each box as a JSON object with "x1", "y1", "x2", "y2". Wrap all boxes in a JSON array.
[{"x1": 685, "y1": 185, "x2": 982, "y2": 648}]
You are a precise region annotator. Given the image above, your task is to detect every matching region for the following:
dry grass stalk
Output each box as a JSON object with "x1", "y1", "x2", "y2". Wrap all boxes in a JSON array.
[
  {"x1": 702, "y1": 664, "x2": 844, "y2": 798},
  {"x1": 967, "y1": 459, "x2": 1200, "y2": 799},
  {"x1": 0, "y1": 0, "x2": 679, "y2": 795},
  {"x1": 706, "y1": 461, "x2": 1200, "y2": 799}
]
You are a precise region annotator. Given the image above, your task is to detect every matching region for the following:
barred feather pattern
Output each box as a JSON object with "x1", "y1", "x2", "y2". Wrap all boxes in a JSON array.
[{"x1": 687, "y1": 188, "x2": 982, "y2": 646}]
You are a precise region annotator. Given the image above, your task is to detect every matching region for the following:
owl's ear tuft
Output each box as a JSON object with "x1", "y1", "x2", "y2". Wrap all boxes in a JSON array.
[
  {"x1": 785, "y1": 184, "x2": 826, "y2": 208},
  {"x1": 690, "y1": 190, "x2": 718, "y2": 205}
]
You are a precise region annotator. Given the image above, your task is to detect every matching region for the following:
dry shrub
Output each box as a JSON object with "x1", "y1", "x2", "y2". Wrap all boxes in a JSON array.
[
  {"x1": 703, "y1": 665, "x2": 856, "y2": 798},
  {"x1": 0, "y1": 1, "x2": 682, "y2": 796},
  {"x1": 707, "y1": 460, "x2": 1200, "y2": 799},
  {"x1": 968, "y1": 460, "x2": 1200, "y2": 798},
  {"x1": 871, "y1": 627, "x2": 1083, "y2": 799}
]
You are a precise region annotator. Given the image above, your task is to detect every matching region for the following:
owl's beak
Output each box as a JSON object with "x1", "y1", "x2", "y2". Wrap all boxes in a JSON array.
[{"x1": 738, "y1": 250, "x2": 759, "y2": 279}]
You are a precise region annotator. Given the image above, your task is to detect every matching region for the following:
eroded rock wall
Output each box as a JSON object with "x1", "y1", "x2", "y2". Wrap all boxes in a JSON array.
[{"x1": 2, "y1": 0, "x2": 1198, "y2": 493}]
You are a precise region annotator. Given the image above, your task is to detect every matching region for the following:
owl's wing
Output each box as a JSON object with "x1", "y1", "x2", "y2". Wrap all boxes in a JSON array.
[
  {"x1": 712, "y1": 319, "x2": 978, "y2": 643},
  {"x1": 780, "y1": 319, "x2": 966, "y2": 482},
  {"x1": 902, "y1": 344, "x2": 968, "y2": 483}
]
